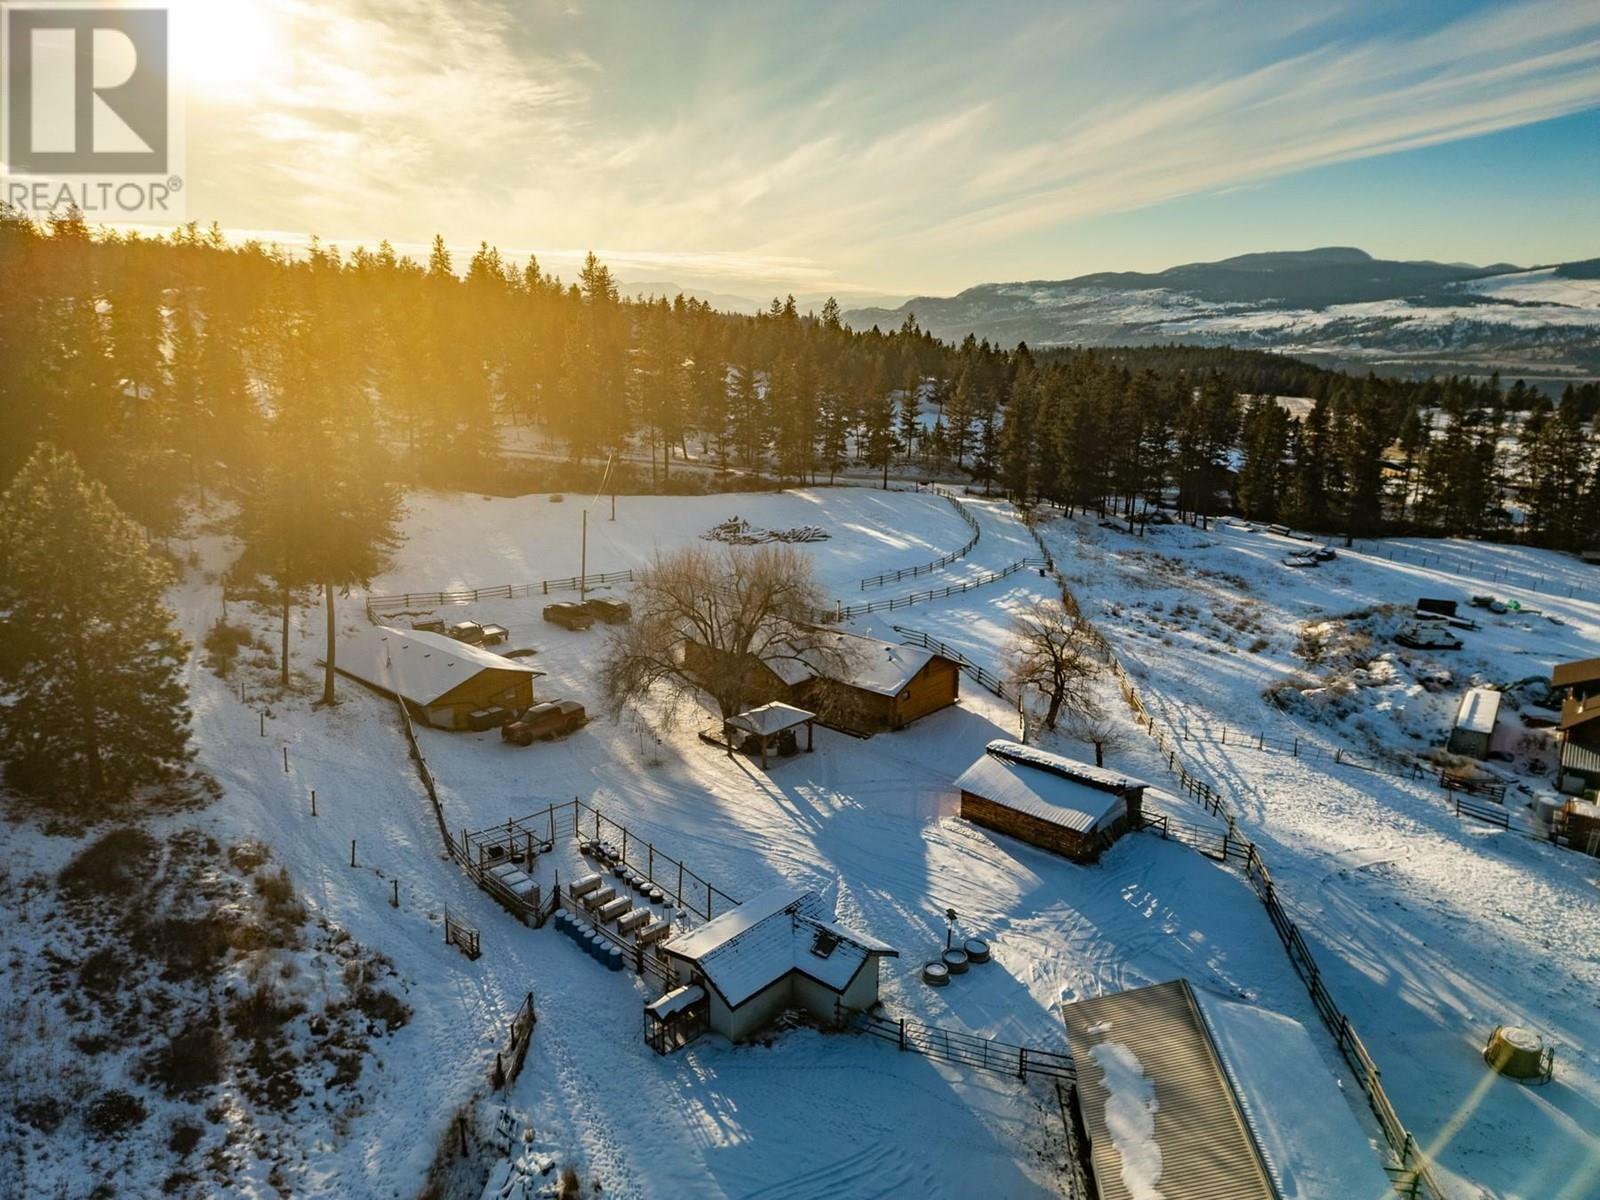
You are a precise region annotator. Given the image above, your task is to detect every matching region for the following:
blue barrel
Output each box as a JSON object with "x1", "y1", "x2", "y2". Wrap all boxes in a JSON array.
[
  {"x1": 587, "y1": 931, "x2": 607, "y2": 960},
  {"x1": 554, "y1": 909, "x2": 569, "y2": 934},
  {"x1": 606, "y1": 946, "x2": 624, "y2": 972}
]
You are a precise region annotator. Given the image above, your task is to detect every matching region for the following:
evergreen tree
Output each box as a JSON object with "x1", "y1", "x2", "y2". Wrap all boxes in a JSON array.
[{"x1": 0, "y1": 444, "x2": 192, "y2": 801}]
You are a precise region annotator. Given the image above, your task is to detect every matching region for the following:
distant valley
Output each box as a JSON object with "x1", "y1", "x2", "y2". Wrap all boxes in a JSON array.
[{"x1": 842, "y1": 248, "x2": 1600, "y2": 383}]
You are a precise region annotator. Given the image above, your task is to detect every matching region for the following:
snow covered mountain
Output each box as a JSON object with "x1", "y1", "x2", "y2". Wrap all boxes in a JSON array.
[{"x1": 843, "y1": 249, "x2": 1600, "y2": 380}]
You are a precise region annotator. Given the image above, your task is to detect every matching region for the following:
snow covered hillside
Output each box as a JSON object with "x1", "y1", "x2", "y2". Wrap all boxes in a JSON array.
[
  {"x1": 1036, "y1": 512, "x2": 1600, "y2": 1200},
  {"x1": 12, "y1": 481, "x2": 1593, "y2": 1198}
]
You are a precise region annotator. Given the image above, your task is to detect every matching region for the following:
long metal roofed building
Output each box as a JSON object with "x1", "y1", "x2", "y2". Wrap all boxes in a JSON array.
[{"x1": 1060, "y1": 978, "x2": 1392, "y2": 1200}]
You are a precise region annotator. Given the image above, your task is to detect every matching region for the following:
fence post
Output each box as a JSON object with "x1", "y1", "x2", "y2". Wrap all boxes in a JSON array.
[
  {"x1": 1293, "y1": 738, "x2": 1299, "y2": 757},
  {"x1": 1019, "y1": 1047, "x2": 1028, "y2": 1080},
  {"x1": 899, "y1": 1019, "x2": 906, "y2": 1051}
]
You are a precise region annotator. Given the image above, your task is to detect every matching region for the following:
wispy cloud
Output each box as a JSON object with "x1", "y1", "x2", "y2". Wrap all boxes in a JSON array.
[{"x1": 166, "y1": 0, "x2": 1600, "y2": 294}]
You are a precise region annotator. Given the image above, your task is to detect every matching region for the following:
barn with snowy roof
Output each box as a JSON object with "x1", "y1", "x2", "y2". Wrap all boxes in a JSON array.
[
  {"x1": 955, "y1": 740, "x2": 1146, "y2": 862},
  {"x1": 333, "y1": 624, "x2": 537, "y2": 730},
  {"x1": 654, "y1": 885, "x2": 897, "y2": 1045}
]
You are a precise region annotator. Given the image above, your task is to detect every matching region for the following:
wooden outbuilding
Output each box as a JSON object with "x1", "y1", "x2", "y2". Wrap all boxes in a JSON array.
[
  {"x1": 1553, "y1": 657, "x2": 1600, "y2": 794},
  {"x1": 803, "y1": 631, "x2": 960, "y2": 735},
  {"x1": 334, "y1": 625, "x2": 537, "y2": 730},
  {"x1": 1448, "y1": 687, "x2": 1501, "y2": 760},
  {"x1": 659, "y1": 885, "x2": 897, "y2": 1044},
  {"x1": 685, "y1": 630, "x2": 960, "y2": 737},
  {"x1": 955, "y1": 740, "x2": 1145, "y2": 863}
]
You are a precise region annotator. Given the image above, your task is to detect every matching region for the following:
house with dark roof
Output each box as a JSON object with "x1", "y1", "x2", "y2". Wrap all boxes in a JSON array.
[
  {"x1": 955, "y1": 740, "x2": 1146, "y2": 862},
  {"x1": 658, "y1": 885, "x2": 897, "y2": 1043}
]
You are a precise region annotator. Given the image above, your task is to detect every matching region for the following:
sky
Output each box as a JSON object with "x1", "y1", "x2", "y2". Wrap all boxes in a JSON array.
[{"x1": 151, "y1": 0, "x2": 1600, "y2": 302}]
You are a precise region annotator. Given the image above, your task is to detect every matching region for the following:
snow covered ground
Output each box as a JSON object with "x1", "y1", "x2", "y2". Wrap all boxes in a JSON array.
[
  {"x1": 18, "y1": 482, "x2": 1587, "y2": 1198},
  {"x1": 1035, "y1": 511, "x2": 1600, "y2": 1200}
]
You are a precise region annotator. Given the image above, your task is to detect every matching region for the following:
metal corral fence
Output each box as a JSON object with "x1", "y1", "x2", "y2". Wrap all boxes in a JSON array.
[
  {"x1": 1349, "y1": 539, "x2": 1597, "y2": 601},
  {"x1": 891, "y1": 624, "x2": 1012, "y2": 700},
  {"x1": 857, "y1": 487, "x2": 982, "y2": 589},
  {"x1": 830, "y1": 557, "x2": 1049, "y2": 621},
  {"x1": 857, "y1": 1013, "x2": 1076, "y2": 1083},
  {"x1": 365, "y1": 569, "x2": 636, "y2": 621},
  {"x1": 1022, "y1": 516, "x2": 1447, "y2": 1199},
  {"x1": 461, "y1": 797, "x2": 740, "y2": 925}
]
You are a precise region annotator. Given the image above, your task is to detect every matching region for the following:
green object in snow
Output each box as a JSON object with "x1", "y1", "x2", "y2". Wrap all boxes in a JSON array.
[{"x1": 1507, "y1": 599, "x2": 1521, "y2": 611}]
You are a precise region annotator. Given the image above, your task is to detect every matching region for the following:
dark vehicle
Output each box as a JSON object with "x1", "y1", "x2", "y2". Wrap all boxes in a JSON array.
[
  {"x1": 447, "y1": 620, "x2": 486, "y2": 645},
  {"x1": 501, "y1": 699, "x2": 587, "y2": 745},
  {"x1": 583, "y1": 597, "x2": 632, "y2": 624},
  {"x1": 411, "y1": 617, "x2": 447, "y2": 634},
  {"x1": 1311, "y1": 546, "x2": 1337, "y2": 562},
  {"x1": 543, "y1": 602, "x2": 594, "y2": 631}
]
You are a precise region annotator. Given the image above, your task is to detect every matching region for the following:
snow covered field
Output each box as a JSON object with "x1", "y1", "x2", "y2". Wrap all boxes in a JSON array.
[
  {"x1": 14, "y1": 481, "x2": 1593, "y2": 1198},
  {"x1": 1036, "y1": 512, "x2": 1600, "y2": 1200}
]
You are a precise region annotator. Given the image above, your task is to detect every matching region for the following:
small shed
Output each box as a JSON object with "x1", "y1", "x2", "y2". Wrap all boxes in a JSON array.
[
  {"x1": 724, "y1": 702, "x2": 816, "y2": 768},
  {"x1": 1448, "y1": 687, "x2": 1502, "y2": 759},
  {"x1": 660, "y1": 885, "x2": 896, "y2": 1044},
  {"x1": 955, "y1": 740, "x2": 1145, "y2": 863},
  {"x1": 333, "y1": 625, "x2": 537, "y2": 730}
]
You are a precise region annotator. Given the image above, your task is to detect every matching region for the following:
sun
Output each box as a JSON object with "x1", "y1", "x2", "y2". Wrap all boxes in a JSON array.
[{"x1": 167, "y1": 0, "x2": 284, "y2": 103}]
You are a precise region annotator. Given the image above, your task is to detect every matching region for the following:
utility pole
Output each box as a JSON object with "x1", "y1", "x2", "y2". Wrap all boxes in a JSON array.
[{"x1": 580, "y1": 508, "x2": 588, "y2": 601}]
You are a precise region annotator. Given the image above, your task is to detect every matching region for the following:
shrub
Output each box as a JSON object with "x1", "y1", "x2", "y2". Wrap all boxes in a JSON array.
[
  {"x1": 16, "y1": 1096, "x2": 69, "y2": 1133},
  {"x1": 131, "y1": 912, "x2": 234, "y2": 982},
  {"x1": 84, "y1": 1089, "x2": 147, "y2": 1137},
  {"x1": 168, "y1": 1119, "x2": 204, "y2": 1156},
  {"x1": 227, "y1": 984, "x2": 305, "y2": 1041},
  {"x1": 202, "y1": 620, "x2": 260, "y2": 677},
  {"x1": 227, "y1": 839, "x2": 272, "y2": 873},
  {"x1": 145, "y1": 1021, "x2": 227, "y2": 1098},
  {"x1": 353, "y1": 986, "x2": 410, "y2": 1032},
  {"x1": 58, "y1": 828, "x2": 160, "y2": 899},
  {"x1": 78, "y1": 946, "x2": 130, "y2": 997}
]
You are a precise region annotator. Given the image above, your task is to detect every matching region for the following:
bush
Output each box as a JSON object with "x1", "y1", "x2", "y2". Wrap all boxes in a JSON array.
[
  {"x1": 168, "y1": 1119, "x2": 204, "y2": 1156},
  {"x1": 227, "y1": 984, "x2": 305, "y2": 1041},
  {"x1": 227, "y1": 838, "x2": 272, "y2": 873},
  {"x1": 84, "y1": 1089, "x2": 147, "y2": 1137},
  {"x1": 354, "y1": 986, "x2": 410, "y2": 1032},
  {"x1": 58, "y1": 828, "x2": 160, "y2": 899},
  {"x1": 202, "y1": 620, "x2": 260, "y2": 677},
  {"x1": 16, "y1": 1096, "x2": 69, "y2": 1133},
  {"x1": 131, "y1": 912, "x2": 234, "y2": 982},
  {"x1": 78, "y1": 946, "x2": 130, "y2": 997},
  {"x1": 145, "y1": 1021, "x2": 227, "y2": 1098}
]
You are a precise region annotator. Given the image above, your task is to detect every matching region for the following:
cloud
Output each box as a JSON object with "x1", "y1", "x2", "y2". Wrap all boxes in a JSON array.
[{"x1": 166, "y1": 0, "x2": 1600, "y2": 294}]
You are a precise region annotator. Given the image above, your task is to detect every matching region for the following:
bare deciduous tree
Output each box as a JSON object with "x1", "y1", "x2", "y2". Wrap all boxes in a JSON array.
[
  {"x1": 1064, "y1": 712, "x2": 1130, "y2": 767},
  {"x1": 1003, "y1": 598, "x2": 1102, "y2": 731},
  {"x1": 599, "y1": 543, "x2": 855, "y2": 724}
]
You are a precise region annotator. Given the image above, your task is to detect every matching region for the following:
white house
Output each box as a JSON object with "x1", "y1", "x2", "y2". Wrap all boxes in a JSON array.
[{"x1": 658, "y1": 885, "x2": 897, "y2": 1043}]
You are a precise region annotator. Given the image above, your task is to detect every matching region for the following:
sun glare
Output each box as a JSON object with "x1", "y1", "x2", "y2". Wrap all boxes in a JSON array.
[{"x1": 169, "y1": 0, "x2": 283, "y2": 102}]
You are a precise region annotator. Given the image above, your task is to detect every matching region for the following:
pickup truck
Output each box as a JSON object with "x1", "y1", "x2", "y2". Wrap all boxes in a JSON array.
[{"x1": 502, "y1": 700, "x2": 587, "y2": 745}]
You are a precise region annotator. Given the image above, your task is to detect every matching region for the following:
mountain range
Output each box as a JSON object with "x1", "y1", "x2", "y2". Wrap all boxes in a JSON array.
[{"x1": 841, "y1": 248, "x2": 1600, "y2": 382}]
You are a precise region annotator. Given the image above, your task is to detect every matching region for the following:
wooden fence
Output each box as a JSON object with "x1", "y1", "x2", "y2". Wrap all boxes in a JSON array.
[
  {"x1": 365, "y1": 569, "x2": 636, "y2": 620},
  {"x1": 444, "y1": 908, "x2": 481, "y2": 960},
  {"x1": 1451, "y1": 794, "x2": 1512, "y2": 829},
  {"x1": 857, "y1": 1013, "x2": 1077, "y2": 1083},
  {"x1": 495, "y1": 992, "x2": 536, "y2": 1089},
  {"x1": 830, "y1": 557, "x2": 1049, "y2": 621},
  {"x1": 1025, "y1": 521, "x2": 1448, "y2": 1200},
  {"x1": 562, "y1": 889, "x2": 676, "y2": 983},
  {"x1": 891, "y1": 624, "x2": 1011, "y2": 700},
  {"x1": 1349, "y1": 539, "x2": 1596, "y2": 601},
  {"x1": 857, "y1": 488, "x2": 982, "y2": 589}
]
